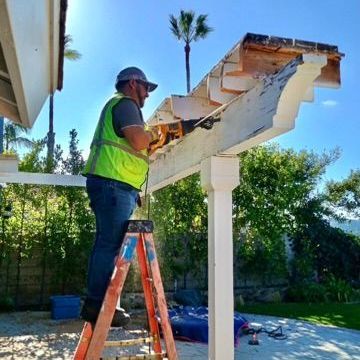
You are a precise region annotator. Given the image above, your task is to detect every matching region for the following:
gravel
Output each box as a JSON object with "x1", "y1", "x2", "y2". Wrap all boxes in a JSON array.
[{"x1": 1, "y1": 311, "x2": 360, "y2": 359}]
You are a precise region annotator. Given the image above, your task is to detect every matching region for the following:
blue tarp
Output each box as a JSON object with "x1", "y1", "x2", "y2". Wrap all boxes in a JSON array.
[{"x1": 168, "y1": 306, "x2": 248, "y2": 346}]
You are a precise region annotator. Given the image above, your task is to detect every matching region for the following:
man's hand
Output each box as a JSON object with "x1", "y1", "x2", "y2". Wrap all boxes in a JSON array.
[
  {"x1": 123, "y1": 126, "x2": 154, "y2": 151},
  {"x1": 147, "y1": 125, "x2": 172, "y2": 155},
  {"x1": 148, "y1": 127, "x2": 161, "y2": 144}
]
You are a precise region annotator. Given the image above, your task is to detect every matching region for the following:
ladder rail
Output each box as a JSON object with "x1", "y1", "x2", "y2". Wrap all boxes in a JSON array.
[
  {"x1": 73, "y1": 233, "x2": 138, "y2": 360},
  {"x1": 73, "y1": 322, "x2": 93, "y2": 360},
  {"x1": 143, "y1": 233, "x2": 178, "y2": 360},
  {"x1": 136, "y1": 234, "x2": 162, "y2": 354},
  {"x1": 84, "y1": 234, "x2": 138, "y2": 359}
]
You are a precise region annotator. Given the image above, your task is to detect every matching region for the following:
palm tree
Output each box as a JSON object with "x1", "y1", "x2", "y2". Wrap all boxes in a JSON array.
[
  {"x1": 169, "y1": 10, "x2": 213, "y2": 93},
  {"x1": 3, "y1": 120, "x2": 33, "y2": 152},
  {"x1": 47, "y1": 34, "x2": 81, "y2": 171}
]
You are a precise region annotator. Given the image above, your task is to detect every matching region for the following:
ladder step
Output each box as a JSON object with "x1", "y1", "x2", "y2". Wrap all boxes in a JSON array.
[
  {"x1": 105, "y1": 337, "x2": 154, "y2": 347},
  {"x1": 126, "y1": 220, "x2": 154, "y2": 233},
  {"x1": 101, "y1": 354, "x2": 166, "y2": 360}
]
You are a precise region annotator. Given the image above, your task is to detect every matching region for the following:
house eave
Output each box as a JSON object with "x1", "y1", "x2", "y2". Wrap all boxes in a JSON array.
[{"x1": 0, "y1": 0, "x2": 67, "y2": 128}]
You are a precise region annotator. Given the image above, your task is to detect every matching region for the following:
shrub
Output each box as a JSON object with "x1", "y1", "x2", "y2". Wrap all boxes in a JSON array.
[
  {"x1": 324, "y1": 274, "x2": 355, "y2": 303},
  {"x1": 0, "y1": 295, "x2": 15, "y2": 312},
  {"x1": 286, "y1": 275, "x2": 358, "y2": 303},
  {"x1": 286, "y1": 283, "x2": 328, "y2": 303}
]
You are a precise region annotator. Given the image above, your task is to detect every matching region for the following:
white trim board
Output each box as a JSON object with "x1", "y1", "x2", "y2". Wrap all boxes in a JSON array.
[{"x1": 0, "y1": 171, "x2": 86, "y2": 187}]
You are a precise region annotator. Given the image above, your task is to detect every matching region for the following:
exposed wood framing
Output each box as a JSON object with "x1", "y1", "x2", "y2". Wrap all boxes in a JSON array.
[
  {"x1": 147, "y1": 54, "x2": 327, "y2": 193},
  {"x1": 225, "y1": 33, "x2": 343, "y2": 88}
]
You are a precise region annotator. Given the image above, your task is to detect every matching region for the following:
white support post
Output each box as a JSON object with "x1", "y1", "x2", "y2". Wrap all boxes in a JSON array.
[{"x1": 200, "y1": 156, "x2": 240, "y2": 360}]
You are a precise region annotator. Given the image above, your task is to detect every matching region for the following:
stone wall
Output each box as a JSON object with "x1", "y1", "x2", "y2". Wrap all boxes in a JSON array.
[{"x1": 0, "y1": 250, "x2": 53, "y2": 308}]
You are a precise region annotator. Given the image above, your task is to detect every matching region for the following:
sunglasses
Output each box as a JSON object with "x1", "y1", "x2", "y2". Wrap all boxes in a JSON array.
[{"x1": 136, "y1": 80, "x2": 150, "y2": 92}]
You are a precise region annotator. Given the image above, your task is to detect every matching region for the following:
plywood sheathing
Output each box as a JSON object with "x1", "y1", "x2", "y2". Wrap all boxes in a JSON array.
[{"x1": 238, "y1": 33, "x2": 343, "y2": 88}]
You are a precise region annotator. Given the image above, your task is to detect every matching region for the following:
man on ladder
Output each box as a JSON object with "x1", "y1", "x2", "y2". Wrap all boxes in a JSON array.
[{"x1": 81, "y1": 66, "x2": 160, "y2": 327}]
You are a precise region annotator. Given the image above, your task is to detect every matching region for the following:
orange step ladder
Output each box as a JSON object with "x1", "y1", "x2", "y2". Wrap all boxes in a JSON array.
[{"x1": 73, "y1": 220, "x2": 178, "y2": 360}]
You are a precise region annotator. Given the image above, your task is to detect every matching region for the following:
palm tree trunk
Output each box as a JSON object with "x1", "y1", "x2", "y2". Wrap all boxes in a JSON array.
[
  {"x1": 47, "y1": 92, "x2": 55, "y2": 171},
  {"x1": 185, "y1": 43, "x2": 191, "y2": 93},
  {"x1": 0, "y1": 117, "x2": 4, "y2": 153}
]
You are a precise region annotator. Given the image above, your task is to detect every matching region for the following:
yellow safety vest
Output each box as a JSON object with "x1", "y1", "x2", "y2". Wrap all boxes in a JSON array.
[{"x1": 83, "y1": 93, "x2": 149, "y2": 190}]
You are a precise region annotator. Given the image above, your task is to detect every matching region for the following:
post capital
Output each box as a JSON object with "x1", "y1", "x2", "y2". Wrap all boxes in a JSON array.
[{"x1": 200, "y1": 156, "x2": 239, "y2": 192}]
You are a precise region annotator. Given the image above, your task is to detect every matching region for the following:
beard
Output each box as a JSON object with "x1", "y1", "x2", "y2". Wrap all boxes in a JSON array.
[{"x1": 136, "y1": 85, "x2": 145, "y2": 108}]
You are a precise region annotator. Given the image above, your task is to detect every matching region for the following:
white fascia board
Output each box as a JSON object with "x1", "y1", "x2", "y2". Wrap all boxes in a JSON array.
[
  {"x1": 49, "y1": 0, "x2": 60, "y2": 92},
  {"x1": 0, "y1": 172, "x2": 86, "y2": 187},
  {"x1": 147, "y1": 54, "x2": 327, "y2": 194}
]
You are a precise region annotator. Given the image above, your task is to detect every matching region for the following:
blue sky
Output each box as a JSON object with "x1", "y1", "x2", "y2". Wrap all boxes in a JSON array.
[{"x1": 30, "y1": 0, "x2": 359, "y2": 183}]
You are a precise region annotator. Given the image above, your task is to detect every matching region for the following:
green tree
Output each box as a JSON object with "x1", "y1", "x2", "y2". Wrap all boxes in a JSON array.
[
  {"x1": 169, "y1": 10, "x2": 213, "y2": 93},
  {"x1": 291, "y1": 217, "x2": 360, "y2": 284},
  {"x1": 233, "y1": 144, "x2": 339, "y2": 280},
  {"x1": 0, "y1": 131, "x2": 93, "y2": 307},
  {"x1": 51, "y1": 129, "x2": 91, "y2": 294},
  {"x1": 150, "y1": 144, "x2": 340, "y2": 288},
  {"x1": 288, "y1": 170, "x2": 360, "y2": 285},
  {"x1": 47, "y1": 35, "x2": 81, "y2": 171},
  {"x1": 150, "y1": 174, "x2": 207, "y2": 288},
  {"x1": 326, "y1": 169, "x2": 360, "y2": 218},
  {"x1": 62, "y1": 129, "x2": 85, "y2": 175},
  {"x1": 14, "y1": 142, "x2": 46, "y2": 306},
  {"x1": 3, "y1": 120, "x2": 33, "y2": 152}
]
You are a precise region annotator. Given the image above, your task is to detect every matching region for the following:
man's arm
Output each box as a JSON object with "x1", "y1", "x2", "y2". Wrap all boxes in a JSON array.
[
  {"x1": 123, "y1": 126, "x2": 157, "y2": 151},
  {"x1": 112, "y1": 99, "x2": 159, "y2": 151}
]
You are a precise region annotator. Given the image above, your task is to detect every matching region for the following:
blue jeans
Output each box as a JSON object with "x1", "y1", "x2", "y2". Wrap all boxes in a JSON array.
[{"x1": 85, "y1": 176, "x2": 138, "y2": 306}]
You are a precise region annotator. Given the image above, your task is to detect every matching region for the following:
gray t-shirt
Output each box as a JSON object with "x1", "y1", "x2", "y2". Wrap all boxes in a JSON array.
[{"x1": 112, "y1": 98, "x2": 144, "y2": 137}]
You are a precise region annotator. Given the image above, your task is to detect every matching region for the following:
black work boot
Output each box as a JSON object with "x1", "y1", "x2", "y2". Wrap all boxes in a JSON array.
[
  {"x1": 111, "y1": 307, "x2": 131, "y2": 327},
  {"x1": 80, "y1": 300, "x2": 131, "y2": 327}
]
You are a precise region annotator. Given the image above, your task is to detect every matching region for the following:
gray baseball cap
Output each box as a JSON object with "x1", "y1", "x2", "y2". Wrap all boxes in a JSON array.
[{"x1": 115, "y1": 66, "x2": 158, "y2": 92}]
